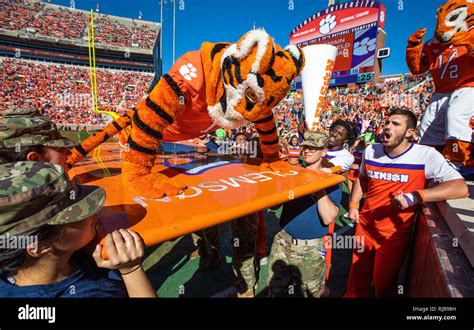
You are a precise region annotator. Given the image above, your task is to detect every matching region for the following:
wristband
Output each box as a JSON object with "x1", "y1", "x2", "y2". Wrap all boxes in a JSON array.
[
  {"x1": 414, "y1": 190, "x2": 427, "y2": 204},
  {"x1": 349, "y1": 202, "x2": 359, "y2": 209},
  {"x1": 119, "y1": 264, "x2": 141, "y2": 276},
  {"x1": 402, "y1": 193, "x2": 418, "y2": 207}
]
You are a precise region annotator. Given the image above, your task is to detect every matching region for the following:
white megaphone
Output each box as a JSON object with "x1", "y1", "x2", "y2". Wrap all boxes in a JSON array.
[{"x1": 300, "y1": 44, "x2": 337, "y2": 131}]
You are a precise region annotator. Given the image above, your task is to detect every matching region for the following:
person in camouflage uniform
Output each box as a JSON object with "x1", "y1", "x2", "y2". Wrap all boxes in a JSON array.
[
  {"x1": 0, "y1": 161, "x2": 156, "y2": 298},
  {"x1": 0, "y1": 107, "x2": 76, "y2": 168},
  {"x1": 192, "y1": 214, "x2": 259, "y2": 297},
  {"x1": 191, "y1": 226, "x2": 222, "y2": 270},
  {"x1": 230, "y1": 213, "x2": 259, "y2": 297},
  {"x1": 267, "y1": 132, "x2": 342, "y2": 298},
  {"x1": 0, "y1": 161, "x2": 105, "y2": 234}
]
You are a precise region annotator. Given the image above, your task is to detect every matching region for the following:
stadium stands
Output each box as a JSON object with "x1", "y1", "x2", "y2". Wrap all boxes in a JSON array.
[
  {"x1": 0, "y1": 0, "x2": 159, "y2": 50},
  {"x1": 0, "y1": 57, "x2": 153, "y2": 125},
  {"x1": 0, "y1": 0, "x2": 43, "y2": 31}
]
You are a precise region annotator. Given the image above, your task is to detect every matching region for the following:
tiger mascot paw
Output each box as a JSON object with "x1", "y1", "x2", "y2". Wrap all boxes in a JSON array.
[
  {"x1": 134, "y1": 173, "x2": 186, "y2": 198},
  {"x1": 407, "y1": 28, "x2": 427, "y2": 46},
  {"x1": 260, "y1": 159, "x2": 295, "y2": 174},
  {"x1": 122, "y1": 161, "x2": 186, "y2": 198},
  {"x1": 154, "y1": 178, "x2": 187, "y2": 198}
]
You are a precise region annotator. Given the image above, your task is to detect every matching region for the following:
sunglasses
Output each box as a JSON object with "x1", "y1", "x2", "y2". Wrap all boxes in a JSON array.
[{"x1": 301, "y1": 146, "x2": 324, "y2": 153}]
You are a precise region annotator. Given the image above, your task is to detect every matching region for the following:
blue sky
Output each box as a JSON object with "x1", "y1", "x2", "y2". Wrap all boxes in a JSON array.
[{"x1": 49, "y1": 0, "x2": 445, "y2": 75}]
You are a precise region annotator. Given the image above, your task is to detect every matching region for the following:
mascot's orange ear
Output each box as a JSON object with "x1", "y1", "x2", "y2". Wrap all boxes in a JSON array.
[{"x1": 232, "y1": 29, "x2": 276, "y2": 76}]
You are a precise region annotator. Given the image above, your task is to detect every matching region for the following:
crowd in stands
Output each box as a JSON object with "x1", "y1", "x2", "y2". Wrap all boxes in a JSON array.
[
  {"x1": 0, "y1": 0, "x2": 158, "y2": 50},
  {"x1": 131, "y1": 22, "x2": 159, "y2": 49},
  {"x1": 0, "y1": 0, "x2": 42, "y2": 31},
  {"x1": 0, "y1": 57, "x2": 153, "y2": 125},
  {"x1": 95, "y1": 17, "x2": 157, "y2": 49},
  {"x1": 27, "y1": 6, "x2": 88, "y2": 40}
]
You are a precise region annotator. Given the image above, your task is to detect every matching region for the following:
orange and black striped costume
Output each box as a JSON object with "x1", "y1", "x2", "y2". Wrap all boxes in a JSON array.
[{"x1": 68, "y1": 30, "x2": 304, "y2": 198}]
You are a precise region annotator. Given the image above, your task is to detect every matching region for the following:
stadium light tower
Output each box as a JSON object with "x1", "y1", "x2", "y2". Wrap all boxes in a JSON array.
[
  {"x1": 173, "y1": 0, "x2": 176, "y2": 64},
  {"x1": 160, "y1": 0, "x2": 176, "y2": 65},
  {"x1": 160, "y1": 0, "x2": 163, "y2": 66}
]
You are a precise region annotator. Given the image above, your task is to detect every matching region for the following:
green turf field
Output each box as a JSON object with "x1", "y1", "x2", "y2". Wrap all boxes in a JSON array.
[{"x1": 60, "y1": 130, "x2": 116, "y2": 144}]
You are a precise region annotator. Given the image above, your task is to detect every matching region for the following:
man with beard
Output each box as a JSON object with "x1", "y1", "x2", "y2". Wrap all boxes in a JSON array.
[{"x1": 345, "y1": 108, "x2": 468, "y2": 297}]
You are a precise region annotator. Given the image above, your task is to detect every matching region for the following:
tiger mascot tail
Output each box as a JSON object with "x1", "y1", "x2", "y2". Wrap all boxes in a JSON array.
[
  {"x1": 406, "y1": 0, "x2": 474, "y2": 167},
  {"x1": 68, "y1": 29, "x2": 304, "y2": 198},
  {"x1": 66, "y1": 109, "x2": 134, "y2": 166}
]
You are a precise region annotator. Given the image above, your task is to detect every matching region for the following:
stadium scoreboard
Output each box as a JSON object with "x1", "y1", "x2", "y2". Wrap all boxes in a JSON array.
[{"x1": 290, "y1": 0, "x2": 387, "y2": 86}]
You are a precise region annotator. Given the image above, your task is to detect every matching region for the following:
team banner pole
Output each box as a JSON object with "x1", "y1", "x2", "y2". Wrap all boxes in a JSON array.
[{"x1": 300, "y1": 44, "x2": 337, "y2": 131}]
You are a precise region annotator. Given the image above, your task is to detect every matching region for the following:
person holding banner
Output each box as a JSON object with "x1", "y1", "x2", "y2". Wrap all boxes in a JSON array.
[
  {"x1": 0, "y1": 108, "x2": 156, "y2": 298},
  {"x1": 267, "y1": 132, "x2": 342, "y2": 298},
  {"x1": 0, "y1": 161, "x2": 156, "y2": 298},
  {"x1": 0, "y1": 107, "x2": 77, "y2": 169}
]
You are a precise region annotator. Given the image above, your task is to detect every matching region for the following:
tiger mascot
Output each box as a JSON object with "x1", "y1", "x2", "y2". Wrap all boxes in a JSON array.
[
  {"x1": 406, "y1": 0, "x2": 473, "y2": 168},
  {"x1": 67, "y1": 29, "x2": 304, "y2": 198}
]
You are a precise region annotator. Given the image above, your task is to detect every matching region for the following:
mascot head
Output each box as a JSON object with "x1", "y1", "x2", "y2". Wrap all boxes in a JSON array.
[
  {"x1": 201, "y1": 29, "x2": 304, "y2": 128},
  {"x1": 435, "y1": 0, "x2": 473, "y2": 43}
]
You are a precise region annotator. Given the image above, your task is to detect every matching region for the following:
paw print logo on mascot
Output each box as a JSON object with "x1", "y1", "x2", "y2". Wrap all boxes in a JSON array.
[
  {"x1": 319, "y1": 14, "x2": 337, "y2": 35},
  {"x1": 179, "y1": 63, "x2": 198, "y2": 81},
  {"x1": 67, "y1": 29, "x2": 305, "y2": 198},
  {"x1": 353, "y1": 37, "x2": 376, "y2": 56}
]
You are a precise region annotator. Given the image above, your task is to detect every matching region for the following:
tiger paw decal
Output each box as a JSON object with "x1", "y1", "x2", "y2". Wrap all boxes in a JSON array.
[{"x1": 179, "y1": 63, "x2": 198, "y2": 81}]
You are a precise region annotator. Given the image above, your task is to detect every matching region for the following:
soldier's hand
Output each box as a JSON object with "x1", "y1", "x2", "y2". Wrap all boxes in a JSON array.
[
  {"x1": 348, "y1": 208, "x2": 359, "y2": 223},
  {"x1": 408, "y1": 28, "x2": 426, "y2": 46},
  {"x1": 93, "y1": 229, "x2": 145, "y2": 273}
]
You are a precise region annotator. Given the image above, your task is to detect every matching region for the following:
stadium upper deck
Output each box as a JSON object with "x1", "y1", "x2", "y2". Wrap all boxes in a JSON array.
[{"x1": 0, "y1": 0, "x2": 160, "y2": 52}]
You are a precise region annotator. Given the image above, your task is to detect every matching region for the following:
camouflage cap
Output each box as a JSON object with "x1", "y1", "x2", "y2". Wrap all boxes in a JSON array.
[
  {"x1": 0, "y1": 161, "x2": 105, "y2": 236},
  {"x1": 2, "y1": 107, "x2": 39, "y2": 117},
  {"x1": 301, "y1": 131, "x2": 328, "y2": 148},
  {"x1": 0, "y1": 107, "x2": 77, "y2": 149}
]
